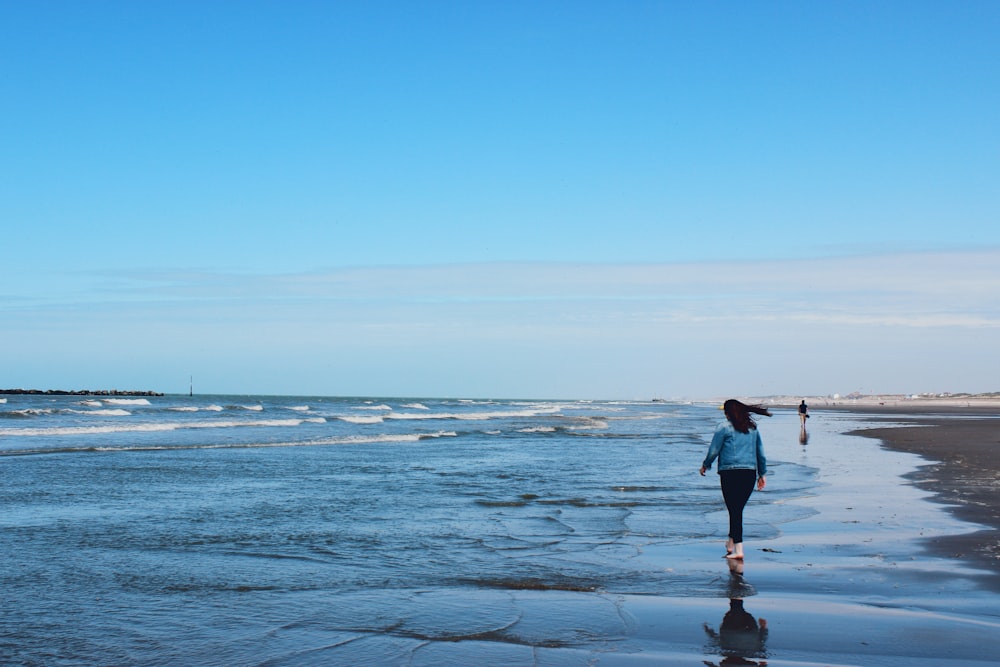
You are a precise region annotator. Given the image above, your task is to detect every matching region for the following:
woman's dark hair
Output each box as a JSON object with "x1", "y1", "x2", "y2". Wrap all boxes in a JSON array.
[{"x1": 724, "y1": 399, "x2": 772, "y2": 434}]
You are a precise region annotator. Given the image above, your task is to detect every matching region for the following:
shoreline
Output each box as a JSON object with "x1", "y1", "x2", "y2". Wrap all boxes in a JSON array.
[
  {"x1": 754, "y1": 395, "x2": 1000, "y2": 412},
  {"x1": 822, "y1": 405, "x2": 1000, "y2": 576},
  {"x1": 0, "y1": 388, "x2": 163, "y2": 396}
]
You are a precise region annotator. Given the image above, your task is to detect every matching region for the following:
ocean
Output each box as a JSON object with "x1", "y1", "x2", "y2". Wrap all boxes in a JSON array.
[{"x1": 2, "y1": 394, "x2": 997, "y2": 666}]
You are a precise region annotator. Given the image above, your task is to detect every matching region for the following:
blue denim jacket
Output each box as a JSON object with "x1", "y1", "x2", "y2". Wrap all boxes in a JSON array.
[{"x1": 702, "y1": 420, "x2": 767, "y2": 476}]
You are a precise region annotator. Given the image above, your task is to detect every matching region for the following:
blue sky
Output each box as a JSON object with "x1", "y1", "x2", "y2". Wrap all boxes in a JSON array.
[{"x1": 2, "y1": 1, "x2": 998, "y2": 399}]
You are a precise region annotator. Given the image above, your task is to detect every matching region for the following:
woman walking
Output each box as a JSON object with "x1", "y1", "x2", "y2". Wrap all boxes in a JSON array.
[{"x1": 700, "y1": 399, "x2": 771, "y2": 560}]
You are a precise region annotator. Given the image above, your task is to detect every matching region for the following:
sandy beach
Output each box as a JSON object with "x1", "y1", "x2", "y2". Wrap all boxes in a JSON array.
[
  {"x1": 760, "y1": 397, "x2": 1000, "y2": 577},
  {"x1": 842, "y1": 408, "x2": 1000, "y2": 578}
]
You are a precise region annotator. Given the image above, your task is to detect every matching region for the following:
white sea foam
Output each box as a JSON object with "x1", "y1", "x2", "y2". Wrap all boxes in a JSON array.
[
  {"x1": 104, "y1": 398, "x2": 152, "y2": 406},
  {"x1": 0, "y1": 417, "x2": 321, "y2": 438},
  {"x1": 383, "y1": 412, "x2": 441, "y2": 421},
  {"x1": 306, "y1": 430, "x2": 457, "y2": 447},
  {"x1": 338, "y1": 415, "x2": 385, "y2": 425},
  {"x1": 79, "y1": 400, "x2": 103, "y2": 408},
  {"x1": 67, "y1": 409, "x2": 131, "y2": 417},
  {"x1": 566, "y1": 418, "x2": 609, "y2": 430},
  {"x1": 401, "y1": 403, "x2": 429, "y2": 410},
  {"x1": 11, "y1": 409, "x2": 54, "y2": 416},
  {"x1": 74, "y1": 429, "x2": 458, "y2": 452},
  {"x1": 3, "y1": 425, "x2": 460, "y2": 455},
  {"x1": 1, "y1": 423, "x2": 183, "y2": 437},
  {"x1": 357, "y1": 404, "x2": 392, "y2": 411},
  {"x1": 517, "y1": 426, "x2": 557, "y2": 433},
  {"x1": 288, "y1": 405, "x2": 310, "y2": 412},
  {"x1": 385, "y1": 407, "x2": 561, "y2": 421},
  {"x1": 168, "y1": 407, "x2": 200, "y2": 412}
]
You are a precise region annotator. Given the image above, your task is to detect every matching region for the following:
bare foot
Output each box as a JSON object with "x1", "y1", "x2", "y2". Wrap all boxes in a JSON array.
[
  {"x1": 725, "y1": 543, "x2": 744, "y2": 560},
  {"x1": 725, "y1": 538, "x2": 734, "y2": 554}
]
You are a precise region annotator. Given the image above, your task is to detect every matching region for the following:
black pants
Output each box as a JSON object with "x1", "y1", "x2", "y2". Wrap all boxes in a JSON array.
[{"x1": 720, "y1": 469, "x2": 757, "y2": 543}]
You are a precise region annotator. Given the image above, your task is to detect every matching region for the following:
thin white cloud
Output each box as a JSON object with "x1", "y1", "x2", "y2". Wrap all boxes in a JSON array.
[
  {"x1": 4, "y1": 248, "x2": 998, "y2": 397},
  {"x1": 8, "y1": 249, "x2": 999, "y2": 332}
]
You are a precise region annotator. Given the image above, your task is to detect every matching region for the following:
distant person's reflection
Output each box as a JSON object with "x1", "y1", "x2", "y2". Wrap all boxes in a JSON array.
[
  {"x1": 703, "y1": 560, "x2": 768, "y2": 666},
  {"x1": 798, "y1": 400, "x2": 810, "y2": 446}
]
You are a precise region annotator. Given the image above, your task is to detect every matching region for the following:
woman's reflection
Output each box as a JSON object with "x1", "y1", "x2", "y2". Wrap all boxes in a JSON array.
[{"x1": 703, "y1": 560, "x2": 768, "y2": 666}]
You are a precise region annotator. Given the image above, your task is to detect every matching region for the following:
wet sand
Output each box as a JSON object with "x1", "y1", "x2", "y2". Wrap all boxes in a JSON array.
[{"x1": 837, "y1": 407, "x2": 1000, "y2": 577}]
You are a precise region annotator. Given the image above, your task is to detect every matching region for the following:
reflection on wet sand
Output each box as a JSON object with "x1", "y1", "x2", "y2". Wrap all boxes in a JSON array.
[{"x1": 703, "y1": 560, "x2": 768, "y2": 666}]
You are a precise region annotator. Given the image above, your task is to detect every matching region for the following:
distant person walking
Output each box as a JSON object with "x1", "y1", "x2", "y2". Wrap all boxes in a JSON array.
[
  {"x1": 700, "y1": 399, "x2": 771, "y2": 560},
  {"x1": 798, "y1": 400, "x2": 809, "y2": 426}
]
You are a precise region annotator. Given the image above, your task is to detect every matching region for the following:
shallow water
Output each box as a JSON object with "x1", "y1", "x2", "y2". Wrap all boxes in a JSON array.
[{"x1": 2, "y1": 396, "x2": 997, "y2": 665}]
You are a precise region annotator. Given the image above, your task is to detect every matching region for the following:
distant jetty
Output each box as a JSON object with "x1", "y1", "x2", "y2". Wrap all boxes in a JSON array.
[{"x1": 0, "y1": 389, "x2": 163, "y2": 397}]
